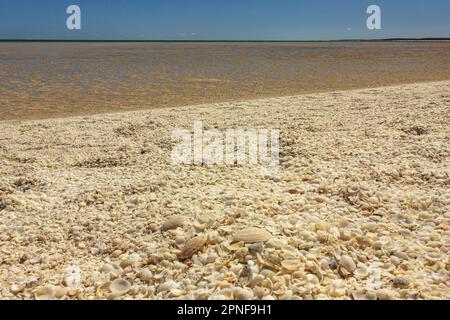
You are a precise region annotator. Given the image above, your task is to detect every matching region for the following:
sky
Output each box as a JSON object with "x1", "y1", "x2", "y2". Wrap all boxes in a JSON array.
[{"x1": 0, "y1": 0, "x2": 449, "y2": 40}]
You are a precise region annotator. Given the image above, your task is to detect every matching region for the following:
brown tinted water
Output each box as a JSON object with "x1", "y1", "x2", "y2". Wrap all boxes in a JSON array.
[{"x1": 1, "y1": 41, "x2": 449, "y2": 120}]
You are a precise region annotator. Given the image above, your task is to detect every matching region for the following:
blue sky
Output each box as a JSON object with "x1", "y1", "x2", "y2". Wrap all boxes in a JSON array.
[{"x1": 0, "y1": 0, "x2": 449, "y2": 40}]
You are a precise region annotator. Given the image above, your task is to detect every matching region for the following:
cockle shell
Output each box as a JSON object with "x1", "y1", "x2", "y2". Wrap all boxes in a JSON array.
[
  {"x1": 179, "y1": 236, "x2": 206, "y2": 260},
  {"x1": 110, "y1": 279, "x2": 131, "y2": 296},
  {"x1": 339, "y1": 255, "x2": 356, "y2": 273},
  {"x1": 161, "y1": 216, "x2": 186, "y2": 231},
  {"x1": 233, "y1": 228, "x2": 272, "y2": 243}
]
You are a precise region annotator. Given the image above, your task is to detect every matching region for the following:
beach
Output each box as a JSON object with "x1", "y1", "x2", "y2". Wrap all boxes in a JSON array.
[{"x1": 0, "y1": 80, "x2": 449, "y2": 300}]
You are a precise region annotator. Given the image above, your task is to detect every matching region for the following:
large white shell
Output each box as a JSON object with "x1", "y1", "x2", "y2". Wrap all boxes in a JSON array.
[{"x1": 233, "y1": 228, "x2": 272, "y2": 243}]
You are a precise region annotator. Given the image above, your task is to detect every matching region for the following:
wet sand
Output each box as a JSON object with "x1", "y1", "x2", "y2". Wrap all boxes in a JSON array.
[
  {"x1": 0, "y1": 81, "x2": 449, "y2": 300},
  {"x1": 1, "y1": 41, "x2": 450, "y2": 121}
]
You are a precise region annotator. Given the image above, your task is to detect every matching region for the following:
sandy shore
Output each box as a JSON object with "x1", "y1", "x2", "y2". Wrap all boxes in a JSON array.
[{"x1": 0, "y1": 81, "x2": 449, "y2": 300}]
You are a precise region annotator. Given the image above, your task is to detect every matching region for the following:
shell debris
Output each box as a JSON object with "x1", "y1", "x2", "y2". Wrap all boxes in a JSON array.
[{"x1": 1, "y1": 81, "x2": 449, "y2": 300}]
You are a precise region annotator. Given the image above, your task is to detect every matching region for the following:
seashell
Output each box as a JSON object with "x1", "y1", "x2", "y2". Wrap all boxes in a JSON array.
[
  {"x1": 352, "y1": 290, "x2": 377, "y2": 300},
  {"x1": 248, "y1": 243, "x2": 264, "y2": 254},
  {"x1": 256, "y1": 253, "x2": 281, "y2": 271},
  {"x1": 146, "y1": 224, "x2": 158, "y2": 234},
  {"x1": 238, "y1": 265, "x2": 253, "y2": 285},
  {"x1": 314, "y1": 222, "x2": 331, "y2": 232},
  {"x1": 347, "y1": 184, "x2": 360, "y2": 195},
  {"x1": 169, "y1": 289, "x2": 184, "y2": 298},
  {"x1": 153, "y1": 271, "x2": 166, "y2": 280},
  {"x1": 261, "y1": 277, "x2": 274, "y2": 291},
  {"x1": 365, "y1": 291, "x2": 377, "y2": 300},
  {"x1": 161, "y1": 216, "x2": 186, "y2": 231},
  {"x1": 354, "y1": 265, "x2": 368, "y2": 279},
  {"x1": 330, "y1": 288, "x2": 346, "y2": 298},
  {"x1": 175, "y1": 235, "x2": 186, "y2": 247},
  {"x1": 355, "y1": 236, "x2": 372, "y2": 248},
  {"x1": 376, "y1": 289, "x2": 397, "y2": 300},
  {"x1": 98, "y1": 281, "x2": 112, "y2": 294},
  {"x1": 10, "y1": 283, "x2": 25, "y2": 294},
  {"x1": 34, "y1": 286, "x2": 55, "y2": 300},
  {"x1": 248, "y1": 274, "x2": 265, "y2": 288},
  {"x1": 390, "y1": 256, "x2": 401, "y2": 266},
  {"x1": 265, "y1": 238, "x2": 288, "y2": 249},
  {"x1": 280, "y1": 290, "x2": 294, "y2": 301},
  {"x1": 252, "y1": 286, "x2": 266, "y2": 298},
  {"x1": 99, "y1": 263, "x2": 114, "y2": 273},
  {"x1": 232, "y1": 287, "x2": 254, "y2": 300},
  {"x1": 110, "y1": 279, "x2": 131, "y2": 296},
  {"x1": 209, "y1": 294, "x2": 228, "y2": 300},
  {"x1": 306, "y1": 274, "x2": 320, "y2": 286},
  {"x1": 393, "y1": 277, "x2": 410, "y2": 288},
  {"x1": 339, "y1": 229, "x2": 351, "y2": 241},
  {"x1": 138, "y1": 268, "x2": 153, "y2": 283},
  {"x1": 158, "y1": 280, "x2": 178, "y2": 293},
  {"x1": 320, "y1": 259, "x2": 330, "y2": 271},
  {"x1": 178, "y1": 236, "x2": 206, "y2": 260},
  {"x1": 194, "y1": 214, "x2": 213, "y2": 232},
  {"x1": 63, "y1": 265, "x2": 82, "y2": 289},
  {"x1": 99, "y1": 263, "x2": 122, "y2": 278},
  {"x1": 228, "y1": 242, "x2": 245, "y2": 252},
  {"x1": 281, "y1": 260, "x2": 300, "y2": 272},
  {"x1": 120, "y1": 258, "x2": 133, "y2": 269},
  {"x1": 363, "y1": 222, "x2": 378, "y2": 232},
  {"x1": 54, "y1": 286, "x2": 68, "y2": 299},
  {"x1": 233, "y1": 228, "x2": 272, "y2": 243},
  {"x1": 339, "y1": 255, "x2": 356, "y2": 273},
  {"x1": 372, "y1": 241, "x2": 384, "y2": 250}
]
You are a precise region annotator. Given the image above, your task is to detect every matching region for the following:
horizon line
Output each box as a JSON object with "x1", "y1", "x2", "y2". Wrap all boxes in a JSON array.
[{"x1": 1, "y1": 37, "x2": 450, "y2": 43}]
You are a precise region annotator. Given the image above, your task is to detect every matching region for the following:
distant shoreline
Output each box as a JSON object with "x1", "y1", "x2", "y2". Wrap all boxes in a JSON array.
[{"x1": 1, "y1": 38, "x2": 450, "y2": 43}]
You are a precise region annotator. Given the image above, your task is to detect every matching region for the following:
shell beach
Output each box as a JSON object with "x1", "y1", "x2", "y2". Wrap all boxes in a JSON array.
[{"x1": 0, "y1": 81, "x2": 449, "y2": 300}]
